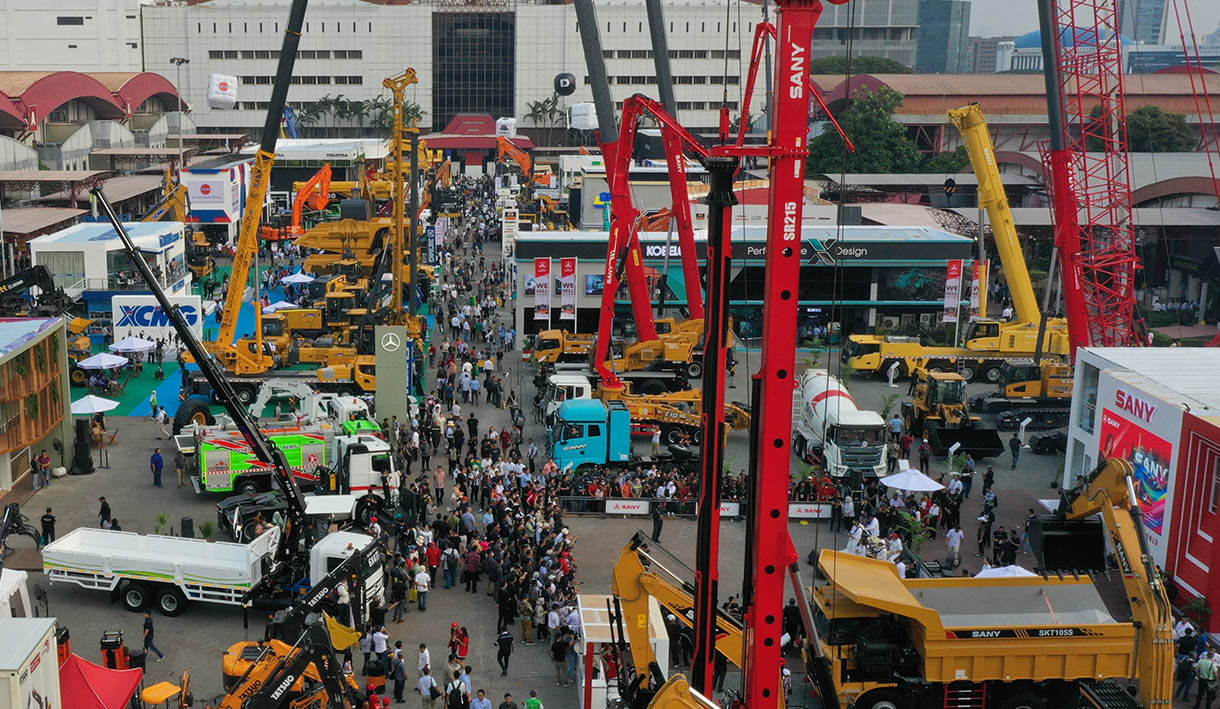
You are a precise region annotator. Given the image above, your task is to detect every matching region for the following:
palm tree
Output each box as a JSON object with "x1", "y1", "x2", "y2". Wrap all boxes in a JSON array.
[
  {"x1": 402, "y1": 100, "x2": 425, "y2": 130},
  {"x1": 525, "y1": 93, "x2": 565, "y2": 145},
  {"x1": 368, "y1": 96, "x2": 394, "y2": 130},
  {"x1": 348, "y1": 99, "x2": 372, "y2": 133}
]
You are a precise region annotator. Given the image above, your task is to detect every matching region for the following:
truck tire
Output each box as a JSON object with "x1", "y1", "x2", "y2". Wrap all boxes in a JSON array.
[
  {"x1": 927, "y1": 363, "x2": 948, "y2": 374},
  {"x1": 662, "y1": 425, "x2": 686, "y2": 446},
  {"x1": 855, "y1": 689, "x2": 907, "y2": 709},
  {"x1": 156, "y1": 586, "x2": 187, "y2": 617},
  {"x1": 881, "y1": 359, "x2": 905, "y2": 379},
  {"x1": 236, "y1": 478, "x2": 261, "y2": 495},
  {"x1": 70, "y1": 366, "x2": 89, "y2": 387},
  {"x1": 355, "y1": 495, "x2": 381, "y2": 525},
  {"x1": 338, "y1": 388, "x2": 355, "y2": 398},
  {"x1": 959, "y1": 364, "x2": 977, "y2": 381},
  {"x1": 983, "y1": 364, "x2": 1004, "y2": 383},
  {"x1": 233, "y1": 384, "x2": 256, "y2": 406},
  {"x1": 121, "y1": 582, "x2": 153, "y2": 612},
  {"x1": 997, "y1": 693, "x2": 1045, "y2": 709},
  {"x1": 685, "y1": 359, "x2": 703, "y2": 379},
  {"x1": 639, "y1": 380, "x2": 665, "y2": 396},
  {"x1": 173, "y1": 398, "x2": 215, "y2": 434}
]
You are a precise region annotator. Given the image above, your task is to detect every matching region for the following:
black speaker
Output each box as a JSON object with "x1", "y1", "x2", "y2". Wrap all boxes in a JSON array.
[
  {"x1": 340, "y1": 198, "x2": 372, "y2": 221},
  {"x1": 69, "y1": 419, "x2": 94, "y2": 476},
  {"x1": 181, "y1": 517, "x2": 193, "y2": 539}
]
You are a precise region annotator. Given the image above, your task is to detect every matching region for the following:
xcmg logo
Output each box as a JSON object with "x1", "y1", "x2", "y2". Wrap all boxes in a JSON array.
[{"x1": 116, "y1": 304, "x2": 199, "y2": 328}]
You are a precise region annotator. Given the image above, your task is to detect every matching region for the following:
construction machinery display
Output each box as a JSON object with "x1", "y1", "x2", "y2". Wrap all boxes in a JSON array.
[
  {"x1": 901, "y1": 368, "x2": 1004, "y2": 457},
  {"x1": 806, "y1": 455, "x2": 1171, "y2": 709},
  {"x1": 845, "y1": 104, "x2": 1071, "y2": 383},
  {"x1": 792, "y1": 369, "x2": 887, "y2": 480}
]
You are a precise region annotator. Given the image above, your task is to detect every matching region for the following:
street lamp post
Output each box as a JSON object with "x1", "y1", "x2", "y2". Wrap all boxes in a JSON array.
[{"x1": 169, "y1": 57, "x2": 190, "y2": 171}]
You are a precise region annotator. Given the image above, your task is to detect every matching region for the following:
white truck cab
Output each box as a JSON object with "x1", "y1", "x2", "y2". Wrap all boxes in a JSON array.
[{"x1": 543, "y1": 374, "x2": 594, "y2": 422}]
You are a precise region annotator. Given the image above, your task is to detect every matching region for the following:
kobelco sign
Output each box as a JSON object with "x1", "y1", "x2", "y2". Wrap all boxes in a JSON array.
[{"x1": 112, "y1": 295, "x2": 203, "y2": 342}]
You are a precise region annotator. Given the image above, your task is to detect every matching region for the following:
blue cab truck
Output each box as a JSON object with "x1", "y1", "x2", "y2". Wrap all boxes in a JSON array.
[{"x1": 549, "y1": 399, "x2": 696, "y2": 471}]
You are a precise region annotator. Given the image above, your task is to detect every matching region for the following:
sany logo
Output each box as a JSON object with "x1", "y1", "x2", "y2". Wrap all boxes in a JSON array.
[
  {"x1": 117, "y1": 304, "x2": 199, "y2": 328},
  {"x1": 1115, "y1": 389, "x2": 1157, "y2": 422},
  {"x1": 788, "y1": 43, "x2": 806, "y2": 99}
]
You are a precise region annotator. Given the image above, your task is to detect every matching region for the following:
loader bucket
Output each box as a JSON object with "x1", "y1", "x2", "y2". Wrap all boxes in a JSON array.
[
  {"x1": 927, "y1": 427, "x2": 1005, "y2": 458},
  {"x1": 1029, "y1": 517, "x2": 1107, "y2": 573}
]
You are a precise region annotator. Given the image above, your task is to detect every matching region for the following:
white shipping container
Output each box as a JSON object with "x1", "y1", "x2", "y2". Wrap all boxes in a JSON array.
[
  {"x1": 0, "y1": 619, "x2": 60, "y2": 709},
  {"x1": 207, "y1": 74, "x2": 238, "y2": 110}
]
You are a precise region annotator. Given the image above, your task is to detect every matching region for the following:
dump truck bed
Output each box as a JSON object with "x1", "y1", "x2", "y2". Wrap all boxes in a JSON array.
[{"x1": 815, "y1": 551, "x2": 1136, "y2": 685}]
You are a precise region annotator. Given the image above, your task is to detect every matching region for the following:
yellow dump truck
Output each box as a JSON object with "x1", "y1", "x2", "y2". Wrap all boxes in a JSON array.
[{"x1": 809, "y1": 456, "x2": 1172, "y2": 709}]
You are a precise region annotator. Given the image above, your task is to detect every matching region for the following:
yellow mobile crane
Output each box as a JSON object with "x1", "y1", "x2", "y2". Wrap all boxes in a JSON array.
[
  {"x1": 845, "y1": 104, "x2": 1071, "y2": 382},
  {"x1": 184, "y1": 0, "x2": 309, "y2": 392}
]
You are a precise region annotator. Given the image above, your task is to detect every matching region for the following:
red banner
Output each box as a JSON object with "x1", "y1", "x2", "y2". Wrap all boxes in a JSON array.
[
  {"x1": 533, "y1": 258, "x2": 551, "y2": 322},
  {"x1": 559, "y1": 257, "x2": 577, "y2": 321}
]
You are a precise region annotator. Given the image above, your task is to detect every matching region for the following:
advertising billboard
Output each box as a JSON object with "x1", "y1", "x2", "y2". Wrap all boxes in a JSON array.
[
  {"x1": 111, "y1": 295, "x2": 203, "y2": 343},
  {"x1": 1094, "y1": 371, "x2": 1184, "y2": 564}
]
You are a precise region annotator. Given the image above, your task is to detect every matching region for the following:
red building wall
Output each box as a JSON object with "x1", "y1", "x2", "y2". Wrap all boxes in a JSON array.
[{"x1": 1167, "y1": 413, "x2": 1220, "y2": 632}]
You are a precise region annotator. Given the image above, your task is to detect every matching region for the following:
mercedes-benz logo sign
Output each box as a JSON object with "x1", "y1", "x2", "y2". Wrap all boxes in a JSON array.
[{"x1": 380, "y1": 332, "x2": 402, "y2": 352}]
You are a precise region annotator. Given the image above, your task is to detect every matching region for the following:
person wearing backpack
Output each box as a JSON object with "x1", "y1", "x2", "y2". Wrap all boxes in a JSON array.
[
  {"x1": 446, "y1": 669, "x2": 470, "y2": 709},
  {"x1": 523, "y1": 689, "x2": 543, "y2": 709}
]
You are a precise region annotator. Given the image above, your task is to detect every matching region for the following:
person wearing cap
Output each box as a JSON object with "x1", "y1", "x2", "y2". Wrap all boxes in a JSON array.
[{"x1": 918, "y1": 438, "x2": 932, "y2": 473}]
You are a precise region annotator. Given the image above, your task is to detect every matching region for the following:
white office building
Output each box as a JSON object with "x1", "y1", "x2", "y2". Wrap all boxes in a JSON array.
[
  {"x1": 0, "y1": 0, "x2": 144, "y2": 72},
  {"x1": 140, "y1": 0, "x2": 919, "y2": 136}
]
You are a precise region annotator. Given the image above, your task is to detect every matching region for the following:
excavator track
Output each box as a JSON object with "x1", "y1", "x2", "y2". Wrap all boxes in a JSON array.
[{"x1": 995, "y1": 405, "x2": 1070, "y2": 432}]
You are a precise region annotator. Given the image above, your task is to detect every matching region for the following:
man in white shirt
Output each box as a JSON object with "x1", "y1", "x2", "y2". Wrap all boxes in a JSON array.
[
  {"x1": 418, "y1": 644, "x2": 431, "y2": 675},
  {"x1": 373, "y1": 626, "x2": 390, "y2": 665},
  {"x1": 414, "y1": 568, "x2": 431, "y2": 611},
  {"x1": 945, "y1": 524, "x2": 964, "y2": 566}
]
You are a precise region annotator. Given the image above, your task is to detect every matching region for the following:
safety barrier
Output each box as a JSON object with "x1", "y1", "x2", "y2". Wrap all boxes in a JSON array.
[{"x1": 556, "y1": 496, "x2": 833, "y2": 519}]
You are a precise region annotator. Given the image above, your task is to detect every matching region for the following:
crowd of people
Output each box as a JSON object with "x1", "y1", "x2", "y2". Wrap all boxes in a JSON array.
[{"x1": 323, "y1": 177, "x2": 591, "y2": 708}]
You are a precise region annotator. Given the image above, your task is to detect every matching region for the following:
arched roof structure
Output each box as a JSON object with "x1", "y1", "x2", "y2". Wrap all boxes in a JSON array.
[{"x1": 0, "y1": 71, "x2": 183, "y2": 131}]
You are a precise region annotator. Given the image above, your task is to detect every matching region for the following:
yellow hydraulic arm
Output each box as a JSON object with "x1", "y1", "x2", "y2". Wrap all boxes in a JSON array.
[
  {"x1": 613, "y1": 538, "x2": 745, "y2": 670},
  {"x1": 1059, "y1": 458, "x2": 1174, "y2": 707},
  {"x1": 948, "y1": 104, "x2": 1039, "y2": 326},
  {"x1": 141, "y1": 168, "x2": 189, "y2": 222},
  {"x1": 210, "y1": 0, "x2": 309, "y2": 375},
  {"x1": 383, "y1": 68, "x2": 418, "y2": 316}
]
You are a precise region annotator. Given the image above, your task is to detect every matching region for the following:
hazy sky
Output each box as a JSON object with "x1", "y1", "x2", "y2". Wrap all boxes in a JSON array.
[{"x1": 970, "y1": 0, "x2": 1220, "y2": 40}]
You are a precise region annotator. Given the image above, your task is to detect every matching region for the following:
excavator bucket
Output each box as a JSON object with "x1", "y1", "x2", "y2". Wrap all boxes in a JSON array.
[
  {"x1": 1029, "y1": 516, "x2": 1107, "y2": 573},
  {"x1": 926, "y1": 427, "x2": 1005, "y2": 458}
]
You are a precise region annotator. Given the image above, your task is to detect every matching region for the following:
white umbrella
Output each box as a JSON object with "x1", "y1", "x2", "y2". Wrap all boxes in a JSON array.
[
  {"x1": 263, "y1": 300, "x2": 298, "y2": 313},
  {"x1": 76, "y1": 352, "x2": 129, "y2": 370},
  {"x1": 879, "y1": 468, "x2": 944, "y2": 493},
  {"x1": 70, "y1": 395, "x2": 120, "y2": 415},
  {"x1": 109, "y1": 336, "x2": 156, "y2": 353},
  {"x1": 975, "y1": 565, "x2": 1038, "y2": 579},
  {"x1": 281, "y1": 272, "x2": 315, "y2": 285}
]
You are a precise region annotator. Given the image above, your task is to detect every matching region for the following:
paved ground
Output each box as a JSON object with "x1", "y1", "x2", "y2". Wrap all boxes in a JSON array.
[{"x1": 4, "y1": 331, "x2": 1077, "y2": 706}]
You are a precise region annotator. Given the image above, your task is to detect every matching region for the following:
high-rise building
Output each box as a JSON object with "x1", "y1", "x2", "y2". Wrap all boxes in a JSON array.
[
  {"x1": 1117, "y1": 0, "x2": 1168, "y2": 45},
  {"x1": 141, "y1": 0, "x2": 925, "y2": 137},
  {"x1": 915, "y1": 0, "x2": 971, "y2": 73},
  {"x1": 0, "y1": 0, "x2": 144, "y2": 72},
  {"x1": 811, "y1": 0, "x2": 921, "y2": 67},
  {"x1": 963, "y1": 35, "x2": 1015, "y2": 73}
]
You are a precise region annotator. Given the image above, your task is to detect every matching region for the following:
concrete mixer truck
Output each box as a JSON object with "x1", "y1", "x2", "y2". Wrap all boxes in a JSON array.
[{"x1": 792, "y1": 368, "x2": 887, "y2": 480}]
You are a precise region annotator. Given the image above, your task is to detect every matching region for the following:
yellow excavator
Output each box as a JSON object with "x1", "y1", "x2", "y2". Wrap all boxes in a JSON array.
[{"x1": 141, "y1": 168, "x2": 216, "y2": 280}]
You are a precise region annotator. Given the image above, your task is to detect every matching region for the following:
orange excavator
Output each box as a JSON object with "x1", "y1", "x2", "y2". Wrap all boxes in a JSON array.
[
  {"x1": 260, "y1": 163, "x2": 333, "y2": 241},
  {"x1": 497, "y1": 135, "x2": 531, "y2": 175}
]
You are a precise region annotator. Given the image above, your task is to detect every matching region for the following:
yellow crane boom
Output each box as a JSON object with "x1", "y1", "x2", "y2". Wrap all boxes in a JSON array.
[{"x1": 948, "y1": 103, "x2": 1041, "y2": 326}]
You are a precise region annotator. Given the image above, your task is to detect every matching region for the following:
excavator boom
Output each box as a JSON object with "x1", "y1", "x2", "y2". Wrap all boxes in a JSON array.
[{"x1": 290, "y1": 163, "x2": 332, "y2": 235}]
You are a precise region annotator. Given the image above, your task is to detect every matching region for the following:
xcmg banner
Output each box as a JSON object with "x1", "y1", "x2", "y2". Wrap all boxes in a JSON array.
[
  {"x1": 559, "y1": 257, "x2": 577, "y2": 321},
  {"x1": 112, "y1": 295, "x2": 203, "y2": 343},
  {"x1": 533, "y1": 258, "x2": 552, "y2": 322}
]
